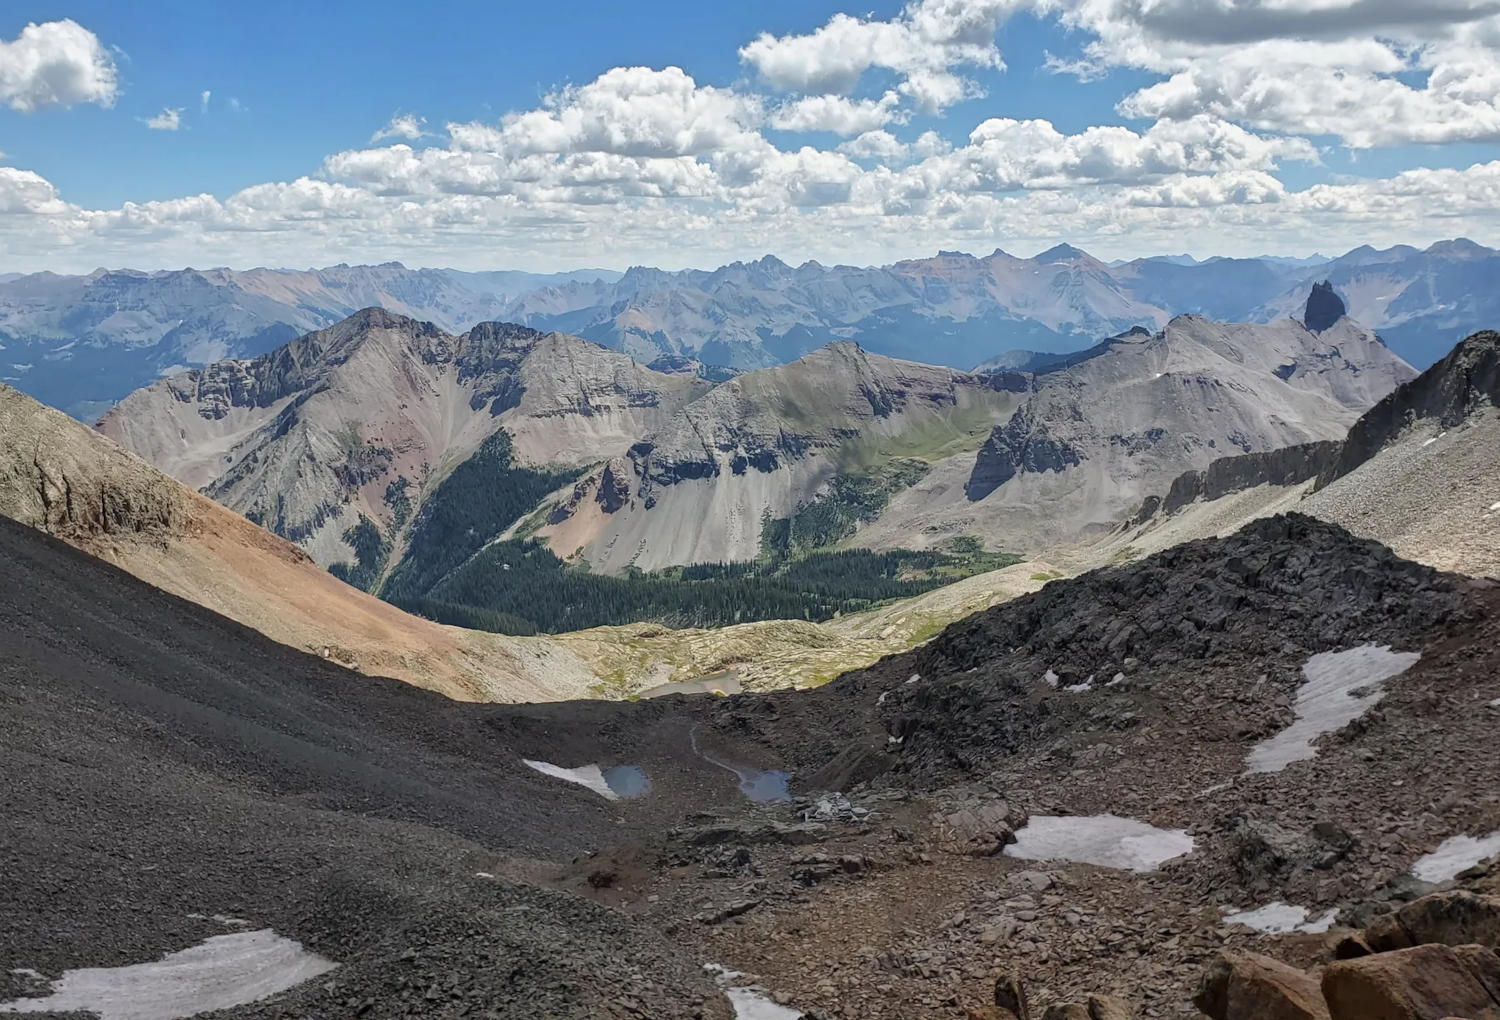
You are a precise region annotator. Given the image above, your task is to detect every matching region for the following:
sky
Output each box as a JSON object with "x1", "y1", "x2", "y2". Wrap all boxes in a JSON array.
[{"x1": 2, "y1": 0, "x2": 1500, "y2": 273}]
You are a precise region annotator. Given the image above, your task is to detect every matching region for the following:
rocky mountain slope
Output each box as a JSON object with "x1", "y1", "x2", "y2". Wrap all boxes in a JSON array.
[
  {"x1": 536, "y1": 292, "x2": 1410, "y2": 571},
  {"x1": 6, "y1": 502, "x2": 1498, "y2": 1018},
  {"x1": 0, "y1": 263, "x2": 618, "y2": 418},
  {"x1": 852, "y1": 299, "x2": 1411, "y2": 555},
  {"x1": 1111, "y1": 328, "x2": 1500, "y2": 579},
  {"x1": 539, "y1": 341, "x2": 1032, "y2": 571},
  {"x1": 9, "y1": 374, "x2": 1064, "y2": 703},
  {"x1": 0, "y1": 380, "x2": 598, "y2": 701},
  {"x1": 99, "y1": 308, "x2": 710, "y2": 570}
]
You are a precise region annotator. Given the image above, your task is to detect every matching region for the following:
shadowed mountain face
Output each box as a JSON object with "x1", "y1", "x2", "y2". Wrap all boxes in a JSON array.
[
  {"x1": 1303, "y1": 280, "x2": 1346, "y2": 332},
  {"x1": 3, "y1": 241, "x2": 1493, "y2": 418}
]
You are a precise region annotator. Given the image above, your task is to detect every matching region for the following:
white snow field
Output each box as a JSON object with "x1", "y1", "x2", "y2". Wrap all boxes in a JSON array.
[
  {"x1": 522, "y1": 759, "x2": 618, "y2": 800},
  {"x1": 1246, "y1": 644, "x2": 1420, "y2": 773},
  {"x1": 1224, "y1": 902, "x2": 1337, "y2": 934},
  {"x1": 1411, "y1": 831, "x2": 1500, "y2": 883},
  {"x1": 0, "y1": 930, "x2": 336, "y2": 1020},
  {"x1": 1003, "y1": 814, "x2": 1194, "y2": 872},
  {"x1": 726, "y1": 986, "x2": 805, "y2": 1019}
]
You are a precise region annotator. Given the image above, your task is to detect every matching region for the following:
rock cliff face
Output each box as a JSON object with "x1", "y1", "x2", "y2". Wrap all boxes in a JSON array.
[
  {"x1": 0, "y1": 383, "x2": 187, "y2": 548},
  {"x1": 964, "y1": 406, "x2": 1083, "y2": 501},
  {"x1": 97, "y1": 309, "x2": 710, "y2": 568},
  {"x1": 1132, "y1": 440, "x2": 1343, "y2": 524},
  {"x1": 1316, "y1": 329, "x2": 1500, "y2": 489}
]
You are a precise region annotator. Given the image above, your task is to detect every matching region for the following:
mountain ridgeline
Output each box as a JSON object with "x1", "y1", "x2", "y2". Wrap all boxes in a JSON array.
[{"x1": 5, "y1": 239, "x2": 1496, "y2": 419}]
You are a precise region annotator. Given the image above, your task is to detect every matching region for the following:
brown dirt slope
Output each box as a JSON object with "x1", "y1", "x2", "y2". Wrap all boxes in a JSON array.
[{"x1": 0, "y1": 381, "x2": 596, "y2": 702}]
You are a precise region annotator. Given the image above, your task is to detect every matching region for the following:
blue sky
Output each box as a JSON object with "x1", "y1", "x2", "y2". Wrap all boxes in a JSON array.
[{"x1": 2, "y1": 1, "x2": 1499, "y2": 271}]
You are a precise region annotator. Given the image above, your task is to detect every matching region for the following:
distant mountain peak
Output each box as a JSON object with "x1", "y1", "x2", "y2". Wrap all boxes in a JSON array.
[
  {"x1": 1034, "y1": 243, "x2": 1091, "y2": 264},
  {"x1": 1424, "y1": 237, "x2": 1489, "y2": 258}
]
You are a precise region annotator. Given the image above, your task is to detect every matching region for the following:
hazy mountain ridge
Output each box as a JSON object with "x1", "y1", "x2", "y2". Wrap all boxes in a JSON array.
[
  {"x1": 5, "y1": 240, "x2": 1492, "y2": 420},
  {"x1": 0, "y1": 263, "x2": 620, "y2": 418}
]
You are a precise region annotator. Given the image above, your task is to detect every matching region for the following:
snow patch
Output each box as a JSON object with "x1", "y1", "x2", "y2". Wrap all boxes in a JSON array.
[
  {"x1": 1490, "y1": 502, "x2": 1500, "y2": 512},
  {"x1": 0, "y1": 930, "x2": 336, "y2": 1020},
  {"x1": 1410, "y1": 832, "x2": 1500, "y2": 883},
  {"x1": 1224, "y1": 902, "x2": 1337, "y2": 934},
  {"x1": 1003, "y1": 814, "x2": 1194, "y2": 872},
  {"x1": 1042, "y1": 669, "x2": 1059, "y2": 688},
  {"x1": 1246, "y1": 645, "x2": 1420, "y2": 774},
  {"x1": 707, "y1": 965, "x2": 803, "y2": 1020},
  {"x1": 522, "y1": 759, "x2": 618, "y2": 800}
]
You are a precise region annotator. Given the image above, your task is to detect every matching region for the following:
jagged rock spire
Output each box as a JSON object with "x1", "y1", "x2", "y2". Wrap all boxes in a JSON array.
[{"x1": 1304, "y1": 280, "x2": 1346, "y2": 332}]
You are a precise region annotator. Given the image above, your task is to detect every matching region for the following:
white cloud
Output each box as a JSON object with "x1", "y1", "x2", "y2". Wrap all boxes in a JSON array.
[
  {"x1": 740, "y1": 0, "x2": 1020, "y2": 113},
  {"x1": 0, "y1": 19, "x2": 118, "y2": 112},
  {"x1": 1045, "y1": 0, "x2": 1500, "y2": 147},
  {"x1": 485, "y1": 66, "x2": 764, "y2": 158},
  {"x1": 769, "y1": 92, "x2": 903, "y2": 134},
  {"x1": 200, "y1": 89, "x2": 211, "y2": 112},
  {"x1": 372, "y1": 112, "x2": 426, "y2": 142},
  {"x1": 145, "y1": 107, "x2": 183, "y2": 131},
  {"x1": 2, "y1": 4, "x2": 1499, "y2": 272}
]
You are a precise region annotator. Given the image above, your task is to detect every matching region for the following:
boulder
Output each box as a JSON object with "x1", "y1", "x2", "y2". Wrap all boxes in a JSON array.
[
  {"x1": 1041, "y1": 1006, "x2": 1090, "y2": 1020},
  {"x1": 994, "y1": 972, "x2": 1032, "y2": 1019},
  {"x1": 1194, "y1": 951, "x2": 1330, "y2": 1020},
  {"x1": 1086, "y1": 995, "x2": 1132, "y2": 1020},
  {"x1": 1364, "y1": 891, "x2": 1500, "y2": 952},
  {"x1": 1321, "y1": 943, "x2": 1500, "y2": 1020}
]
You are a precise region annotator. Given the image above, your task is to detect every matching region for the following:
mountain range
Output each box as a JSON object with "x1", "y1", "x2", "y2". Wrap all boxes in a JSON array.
[
  {"x1": 5, "y1": 239, "x2": 1495, "y2": 418},
  {"x1": 95, "y1": 284, "x2": 1416, "y2": 641}
]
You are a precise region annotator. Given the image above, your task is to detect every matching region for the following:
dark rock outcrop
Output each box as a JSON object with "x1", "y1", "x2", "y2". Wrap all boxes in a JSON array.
[
  {"x1": 1132, "y1": 440, "x2": 1342, "y2": 523},
  {"x1": 1316, "y1": 330, "x2": 1500, "y2": 489},
  {"x1": 1364, "y1": 891, "x2": 1500, "y2": 953},
  {"x1": 1304, "y1": 281, "x2": 1347, "y2": 332},
  {"x1": 966, "y1": 408, "x2": 1084, "y2": 501}
]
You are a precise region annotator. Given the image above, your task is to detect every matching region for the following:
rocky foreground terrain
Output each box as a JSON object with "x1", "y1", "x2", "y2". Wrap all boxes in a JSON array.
[{"x1": 4, "y1": 509, "x2": 1498, "y2": 1018}]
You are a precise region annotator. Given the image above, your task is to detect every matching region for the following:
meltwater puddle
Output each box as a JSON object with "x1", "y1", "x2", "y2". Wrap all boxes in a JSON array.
[
  {"x1": 1003, "y1": 814, "x2": 1194, "y2": 872},
  {"x1": 1246, "y1": 644, "x2": 1420, "y2": 774},
  {"x1": 0, "y1": 930, "x2": 335, "y2": 1020},
  {"x1": 690, "y1": 725, "x2": 791, "y2": 803},
  {"x1": 522, "y1": 760, "x2": 651, "y2": 800}
]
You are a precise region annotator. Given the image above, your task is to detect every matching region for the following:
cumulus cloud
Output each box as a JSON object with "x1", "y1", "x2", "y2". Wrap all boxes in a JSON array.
[
  {"x1": 372, "y1": 112, "x2": 427, "y2": 142},
  {"x1": 1045, "y1": 0, "x2": 1500, "y2": 146},
  {"x1": 769, "y1": 92, "x2": 903, "y2": 134},
  {"x1": 145, "y1": 107, "x2": 183, "y2": 131},
  {"x1": 2, "y1": 3, "x2": 1499, "y2": 271},
  {"x1": 740, "y1": 0, "x2": 1019, "y2": 112},
  {"x1": 0, "y1": 19, "x2": 118, "y2": 112}
]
